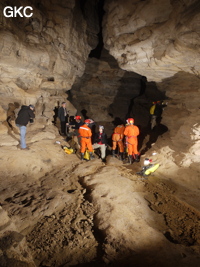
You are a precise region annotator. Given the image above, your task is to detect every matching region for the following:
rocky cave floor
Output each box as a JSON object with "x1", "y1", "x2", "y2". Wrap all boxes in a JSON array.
[{"x1": 0, "y1": 127, "x2": 200, "y2": 267}]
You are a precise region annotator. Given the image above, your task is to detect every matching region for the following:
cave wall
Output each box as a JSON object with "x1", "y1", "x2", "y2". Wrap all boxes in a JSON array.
[
  {"x1": 0, "y1": 0, "x2": 99, "y2": 137},
  {"x1": 103, "y1": 0, "x2": 200, "y2": 82},
  {"x1": 70, "y1": 48, "x2": 167, "y2": 138},
  {"x1": 70, "y1": 49, "x2": 143, "y2": 136},
  {"x1": 102, "y1": 0, "x2": 200, "y2": 185},
  {"x1": 0, "y1": 0, "x2": 199, "y2": 178},
  {"x1": 0, "y1": 2, "x2": 200, "y2": 265}
]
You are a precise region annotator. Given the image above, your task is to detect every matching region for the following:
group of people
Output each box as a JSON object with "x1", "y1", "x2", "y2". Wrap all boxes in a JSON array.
[
  {"x1": 112, "y1": 118, "x2": 140, "y2": 164},
  {"x1": 15, "y1": 100, "x2": 166, "y2": 161},
  {"x1": 78, "y1": 119, "x2": 107, "y2": 161},
  {"x1": 65, "y1": 113, "x2": 140, "y2": 164},
  {"x1": 14, "y1": 102, "x2": 140, "y2": 164}
]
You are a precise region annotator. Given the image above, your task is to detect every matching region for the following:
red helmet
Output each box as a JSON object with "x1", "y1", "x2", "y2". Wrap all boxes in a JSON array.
[
  {"x1": 127, "y1": 118, "x2": 134, "y2": 124},
  {"x1": 75, "y1": 115, "x2": 81, "y2": 120},
  {"x1": 85, "y1": 119, "x2": 91, "y2": 124}
]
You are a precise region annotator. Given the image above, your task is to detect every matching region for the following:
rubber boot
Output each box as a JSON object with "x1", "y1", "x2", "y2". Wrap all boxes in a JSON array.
[
  {"x1": 81, "y1": 153, "x2": 84, "y2": 161},
  {"x1": 123, "y1": 152, "x2": 127, "y2": 162},
  {"x1": 102, "y1": 157, "x2": 106, "y2": 163},
  {"x1": 119, "y1": 152, "x2": 123, "y2": 161},
  {"x1": 135, "y1": 154, "x2": 140, "y2": 162},
  {"x1": 128, "y1": 155, "x2": 132, "y2": 164},
  {"x1": 112, "y1": 150, "x2": 115, "y2": 157},
  {"x1": 89, "y1": 152, "x2": 95, "y2": 160},
  {"x1": 123, "y1": 152, "x2": 126, "y2": 160}
]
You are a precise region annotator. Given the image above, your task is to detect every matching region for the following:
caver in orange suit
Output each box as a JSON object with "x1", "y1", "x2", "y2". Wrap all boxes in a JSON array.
[
  {"x1": 124, "y1": 124, "x2": 139, "y2": 157},
  {"x1": 112, "y1": 124, "x2": 125, "y2": 153},
  {"x1": 79, "y1": 124, "x2": 93, "y2": 153}
]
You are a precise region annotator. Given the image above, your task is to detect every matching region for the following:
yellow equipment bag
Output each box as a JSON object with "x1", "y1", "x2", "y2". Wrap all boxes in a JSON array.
[
  {"x1": 84, "y1": 150, "x2": 90, "y2": 160},
  {"x1": 150, "y1": 105, "x2": 156, "y2": 115},
  {"x1": 145, "y1": 163, "x2": 159, "y2": 175},
  {"x1": 63, "y1": 147, "x2": 74, "y2": 154}
]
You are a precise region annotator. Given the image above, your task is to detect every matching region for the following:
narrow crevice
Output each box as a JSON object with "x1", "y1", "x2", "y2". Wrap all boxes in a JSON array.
[
  {"x1": 89, "y1": 0, "x2": 105, "y2": 59},
  {"x1": 78, "y1": 166, "x2": 107, "y2": 265}
]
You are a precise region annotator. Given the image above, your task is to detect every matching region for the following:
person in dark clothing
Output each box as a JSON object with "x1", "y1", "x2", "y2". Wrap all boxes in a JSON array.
[
  {"x1": 73, "y1": 116, "x2": 84, "y2": 142},
  {"x1": 150, "y1": 101, "x2": 167, "y2": 129},
  {"x1": 67, "y1": 115, "x2": 84, "y2": 149},
  {"x1": 72, "y1": 116, "x2": 84, "y2": 130},
  {"x1": 58, "y1": 102, "x2": 68, "y2": 135},
  {"x1": 93, "y1": 125, "x2": 107, "y2": 161},
  {"x1": 15, "y1": 105, "x2": 35, "y2": 150}
]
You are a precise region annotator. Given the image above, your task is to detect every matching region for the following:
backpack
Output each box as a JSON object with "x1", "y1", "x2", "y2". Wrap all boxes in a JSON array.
[{"x1": 63, "y1": 146, "x2": 74, "y2": 154}]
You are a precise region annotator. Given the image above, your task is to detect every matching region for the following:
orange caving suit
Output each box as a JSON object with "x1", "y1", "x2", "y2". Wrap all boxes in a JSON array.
[
  {"x1": 112, "y1": 124, "x2": 125, "y2": 152},
  {"x1": 124, "y1": 124, "x2": 139, "y2": 156},
  {"x1": 79, "y1": 124, "x2": 93, "y2": 153}
]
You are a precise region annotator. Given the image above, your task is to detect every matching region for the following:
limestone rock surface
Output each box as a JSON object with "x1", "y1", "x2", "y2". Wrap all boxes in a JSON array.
[
  {"x1": 0, "y1": 0, "x2": 99, "y2": 131},
  {"x1": 103, "y1": 0, "x2": 200, "y2": 82},
  {"x1": 0, "y1": 134, "x2": 19, "y2": 146},
  {"x1": 71, "y1": 49, "x2": 143, "y2": 135}
]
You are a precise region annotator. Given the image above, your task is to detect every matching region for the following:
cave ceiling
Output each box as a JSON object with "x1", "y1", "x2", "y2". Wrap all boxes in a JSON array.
[{"x1": 103, "y1": 0, "x2": 200, "y2": 82}]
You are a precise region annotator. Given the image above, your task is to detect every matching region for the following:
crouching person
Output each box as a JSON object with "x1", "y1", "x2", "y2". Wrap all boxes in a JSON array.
[
  {"x1": 93, "y1": 125, "x2": 107, "y2": 162},
  {"x1": 79, "y1": 119, "x2": 94, "y2": 160}
]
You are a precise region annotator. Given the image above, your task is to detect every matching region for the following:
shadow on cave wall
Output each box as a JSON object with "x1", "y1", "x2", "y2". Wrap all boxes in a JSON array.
[
  {"x1": 4, "y1": 102, "x2": 20, "y2": 141},
  {"x1": 137, "y1": 70, "x2": 200, "y2": 154},
  {"x1": 69, "y1": 45, "x2": 169, "y2": 153},
  {"x1": 150, "y1": 71, "x2": 200, "y2": 161},
  {"x1": 108, "y1": 74, "x2": 168, "y2": 152},
  {"x1": 69, "y1": 65, "x2": 168, "y2": 152}
]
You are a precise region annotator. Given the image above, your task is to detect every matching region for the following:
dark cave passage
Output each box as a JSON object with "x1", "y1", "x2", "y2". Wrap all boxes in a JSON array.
[
  {"x1": 69, "y1": 48, "x2": 168, "y2": 156},
  {"x1": 68, "y1": 1, "x2": 169, "y2": 156},
  {"x1": 88, "y1": 0, "x2": 105, "y2": 59},
  {"x1": 68, "y1": 0, "x2": 169, "y2": 153}
]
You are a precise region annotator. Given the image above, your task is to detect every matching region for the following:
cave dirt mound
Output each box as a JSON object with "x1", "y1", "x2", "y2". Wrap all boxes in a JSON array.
[{"x1": 0, "y1": 138, "x2": 200, "y2": 267}]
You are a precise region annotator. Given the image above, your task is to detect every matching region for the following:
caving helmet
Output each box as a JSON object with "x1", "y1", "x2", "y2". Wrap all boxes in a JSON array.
[
  {"x1": 85, "y1": 119, "x2": 91, "y2": 124},
  {"x1": 144, "y1": 158, "x2": 152, "y2": 166},
  {"x1": 127, "y1": 118, "x2": 134, "y2": 124},
  {"x1": 75, "y1": 115, "x2": 81, "y2": 120}
]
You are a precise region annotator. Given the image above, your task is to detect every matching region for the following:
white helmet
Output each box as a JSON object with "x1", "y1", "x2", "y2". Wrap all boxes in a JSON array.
[{"x1": 144, "y1": 158, "x2": 152, "y2": 166}]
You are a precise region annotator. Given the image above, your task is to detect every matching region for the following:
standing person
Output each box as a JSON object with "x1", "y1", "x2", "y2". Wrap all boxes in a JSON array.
[
  {"x1": 150, "y1": 101, "x2": 167, "y2": 130},
  {"x1": 15, "y1": 105, "x2": 35, "y2": 150},
  {"x1": 93, "y1": 125, "x2": 107, "y2": 162},
  {"x1": 58, "y1": 102, "x2": 68, "y2": 135},
  {"x1": 112, "y1": 124, "x2": 125, "y2": 160},
  {"x1": 73, "y1": 116, "x2": 84, "y2": 148},
  {"x1": 124, "y1": 118, "x2": 140, "y2": 164},
  {"x1": 79, "y1": 119, "x2": 94, "y2": 160}
]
